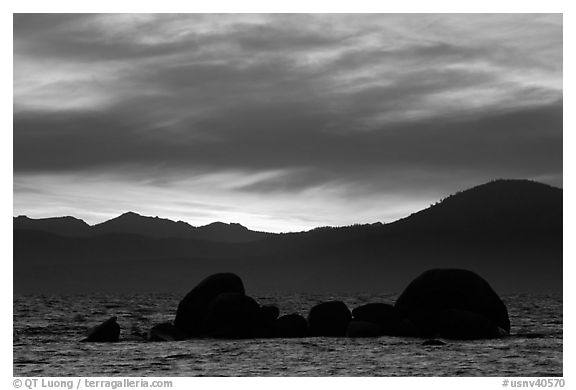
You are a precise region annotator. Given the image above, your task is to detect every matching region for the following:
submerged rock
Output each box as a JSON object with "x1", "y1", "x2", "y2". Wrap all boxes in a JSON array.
[
  {"x1": 274, "y1": 314, "x2": 308, "y2": 338},
  {"x1": 123, "y1": 333, "x2": 147, "y2": 342},
  {"x1": 203, "y1": 293, "x2": 260, "y2": 338},
  {"x1": 148, "y1": 322, "x2": 190, "y2": 342},
  {"x1": 346, "y1": 320, "x2": 381, "y2": 338},
  {"x1": 352, "y1": 303, "x2": 402, "y2": 335},
  {"x1": 308, "y1": 301, "x2": 352, "y2": 337},
  {"x1": 174, "y1": 273, "x2": 245, "y2": 335},
  {"x1": 81, "y1": 316, "x2": 120, "y2": 342},
  {"x1": 422, "y1": 339, "x2": 446, "y2": 346},
  {"x1": 395, "y1": 269, "x2": 510, "y2": 339}
]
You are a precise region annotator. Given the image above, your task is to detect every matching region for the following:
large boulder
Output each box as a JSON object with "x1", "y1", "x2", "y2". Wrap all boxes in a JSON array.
[
  {"x1": 254, "y1": 305, "x2": 280, "y2": 338},
  {"x1": 396, "y1": 318, "x2": 421, "y2": 337},
  {"x1": 203, "y1": 293, "x2": 260, "y2": 338},
  {"x1": 148, "y1": 322, "x2": 190, "y2": 342},
  {"x1": 81, "y1": 316, "x2": 120, "y2": 342},
  {"x1": 274, "y1": 314, "x2": 308, "y2": 338},
  {"x1": 308, "y1": 301, "x2": 352, "y2": 337},
  {"x1": 352, "y1": 303, "x2": 402, "y2": 335},
  {"x1": 174, "y1": 273, "x2": 245, "y2": 335},
  {"x1": 434, "y1": 309, "x2": 506, "y2": 340},
  {"x1": 395, "y1": 269, "x2": 510, "y2": 339},
  {"x1": 346, "y1": 320, "x2": 381, "y2": 338}
]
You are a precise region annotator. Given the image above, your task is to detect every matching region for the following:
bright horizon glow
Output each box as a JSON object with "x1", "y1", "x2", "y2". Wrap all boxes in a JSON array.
[
  {"x1": 13, "y1": 171, "x2": 444, "y2": 233},
  {"x1": 13, "y1": 175, "x2": 563, "y2": 233}
]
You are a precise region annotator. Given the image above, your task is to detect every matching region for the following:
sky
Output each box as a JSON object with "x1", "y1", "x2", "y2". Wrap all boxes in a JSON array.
[{"x1": 13, "y1": 13, "x2": 562, "y2": 232}]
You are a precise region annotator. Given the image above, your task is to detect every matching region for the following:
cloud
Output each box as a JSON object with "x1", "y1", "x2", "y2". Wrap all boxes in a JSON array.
[
  {"x1": 13, "y1": 14, "x2": 563, "y2": 231},
  {"x1": 13, "y1": 98, "x2": 562, "y2": 173}
]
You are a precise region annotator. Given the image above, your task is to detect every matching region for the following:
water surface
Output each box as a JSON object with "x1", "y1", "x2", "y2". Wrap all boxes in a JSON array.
[{"x1": 13, "y1": 292, "x2": 562, "y2": 376}]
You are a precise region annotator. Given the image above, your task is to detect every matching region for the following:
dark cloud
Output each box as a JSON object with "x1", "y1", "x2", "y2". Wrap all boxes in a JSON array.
[
  {"x1": 13, "y1": 99, "x2": 562, "y2": 189},
  {"x1": 13, "y1": 14, "x2": 563, "y2": 230}
]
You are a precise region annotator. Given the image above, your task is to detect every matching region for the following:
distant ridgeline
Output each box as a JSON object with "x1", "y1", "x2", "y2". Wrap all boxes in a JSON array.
[{"x1": 14, "y1": 179, "x2": 562, "y2": 294}]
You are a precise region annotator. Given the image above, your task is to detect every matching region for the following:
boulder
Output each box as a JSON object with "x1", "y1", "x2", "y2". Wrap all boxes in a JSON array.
[
  {"x1": 81, "y1": 316, "x2": 120, "y2": 342},
  {"x1": 254, "y1": 305, "x2": 280, "y2": 338},
  {"x1": 148, "y1": 322, "x2": 190, "y2": 342},
  {"x1": 395, "y1": 269, "x2": 510, "y2": 339},
  {"x1": 352, "y1": 303, "x2": 402, "y2": 335},
  {"x1": 274, "y1": 314, "x2": 308, "y2": 338},
  {"x1": 434, "y1": 309, "x2": 505, "y2": 340},
  {"x1": 174, "y1": 273, "x2": 245, "y2": 335},
  {"x1": 308, "y1": 301, "x2": 351, "y2": 337},
  {"x1": 259, "y1": 305, "x2": 280, "y2": 322},
  {"x1": 203, "y1": 293, "x2": 260, "y2": 338},
  {"x1": 396, "y1": 317, "x2": 421, "y2": 337},
  {"x1": 346, "y1": 320, "x2": 380, "y2": 338}
]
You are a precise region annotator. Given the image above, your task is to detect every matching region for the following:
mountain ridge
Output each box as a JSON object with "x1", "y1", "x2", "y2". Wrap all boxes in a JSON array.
[
  {"x1": 15, "y1": 179, "x2": 561, "y2": 238},
  {"x1": 14, "y1": 211, "x2": 271, "y2": 243},
  {"x1": 14, "y1": 179, "x2": 563, "y2": 293}
]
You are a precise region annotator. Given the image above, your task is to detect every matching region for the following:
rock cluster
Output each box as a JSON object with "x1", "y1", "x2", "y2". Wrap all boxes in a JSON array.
[{"x1": 81, "y1": 269, "x2": 510, "y2": 343}]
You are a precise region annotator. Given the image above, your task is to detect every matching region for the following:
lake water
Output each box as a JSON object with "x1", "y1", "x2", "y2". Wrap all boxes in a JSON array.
[{"x1": 13, "y1": 292, "x2": 562, "y2": 376}]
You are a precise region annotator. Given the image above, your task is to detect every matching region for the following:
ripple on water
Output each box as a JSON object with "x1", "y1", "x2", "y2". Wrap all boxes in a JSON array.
[{"x1": 13, "y1": 292, "x2": 562, "y2": 376}]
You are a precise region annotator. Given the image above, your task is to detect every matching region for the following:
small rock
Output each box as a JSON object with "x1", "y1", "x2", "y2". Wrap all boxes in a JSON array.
[
  {"x1": 148, "y1": 322, "x2": 190, "y2": 342},
  {"x1": 308, "y1": 301, "x2": 351, "y2": 337},
  {"x1": 274, "y1": 314, "x2": 308, "y2": 338},
  {"x1": 81, "y1": 316, "x2": 120, "y2": 342}
]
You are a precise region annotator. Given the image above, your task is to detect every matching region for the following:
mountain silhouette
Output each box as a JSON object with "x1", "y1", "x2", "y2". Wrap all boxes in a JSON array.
[
  {"x1": 13, "y1": 179, "x2": 562, "y2": 294},
  {"x1": 13, "y1": 215, "x2": 91, "y2": 237},
  {"x1": 386, "y1": 179, "x2": 561, "y2": 237},
  {"x1": 15, "y1": 211, "x2": 270, "y2": 243},
  {"x1": 92, "y1": 211, "x2": 193, "y2": 239}
]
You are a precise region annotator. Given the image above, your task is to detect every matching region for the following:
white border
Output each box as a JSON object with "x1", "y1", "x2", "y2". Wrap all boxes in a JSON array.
[{"x1": 3, "y1": 1, "x2": 571, "y2": 387}]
